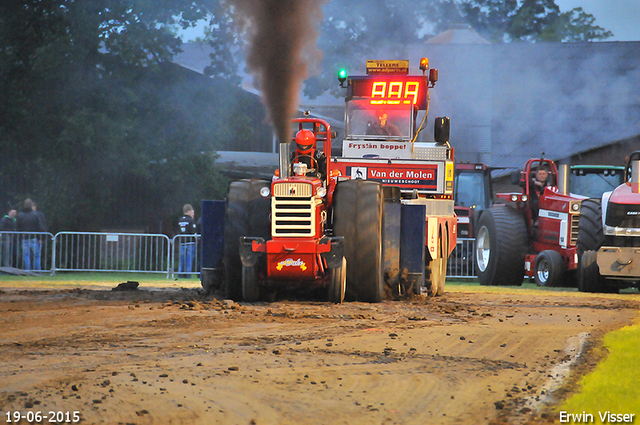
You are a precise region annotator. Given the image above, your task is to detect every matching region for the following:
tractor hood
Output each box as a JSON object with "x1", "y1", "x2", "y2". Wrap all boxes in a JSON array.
[{"x1": 604, "y1": 183, "x2": 640, "y2": 229}]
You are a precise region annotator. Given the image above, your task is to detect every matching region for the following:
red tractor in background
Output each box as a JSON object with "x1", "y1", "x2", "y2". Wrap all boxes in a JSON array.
[
  {"x1": 454, "y1": 162, "x2": 492, "y2": 239},
  {"x1": 578, "y1": 151, "x2": 640, "y2": 293},
  {"x1": 474, "y1": 158, "x2": 584, "y2": 287}
]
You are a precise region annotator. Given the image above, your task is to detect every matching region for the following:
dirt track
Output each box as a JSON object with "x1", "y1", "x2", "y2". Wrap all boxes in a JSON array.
[{"x1": 0, "y1": 283, "x2": 638, "y2": 425}]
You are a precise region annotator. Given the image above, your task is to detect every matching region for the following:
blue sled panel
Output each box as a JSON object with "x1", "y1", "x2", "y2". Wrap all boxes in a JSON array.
[
  {"x1": 201, "y1": 200, "x2": 225, "y2": 270},
  {"x1": 400, "y1": 204, "x2": 426, "y2": 290}
]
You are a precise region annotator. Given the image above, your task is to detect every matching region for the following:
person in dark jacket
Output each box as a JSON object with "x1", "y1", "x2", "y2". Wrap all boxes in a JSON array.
[
  {"x1": 177, "y1": 204, "x2": 197, "y2": 278},
  {"x1": 16, "y1": 198, "x2": 45, "y2": 270},
  {"x1": 1, "y1": 207, "x2": 17, "y2": 267}
]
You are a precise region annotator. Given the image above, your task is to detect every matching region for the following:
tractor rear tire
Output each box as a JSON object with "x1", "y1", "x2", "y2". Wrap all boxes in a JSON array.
[
  {"x1": 224, "y1": 179, "x2": 271, "y2": 301},
  {"x1": 577, "y1": 199, "x2": 604, "y2": 258},
  {"x1": 475, "y1": 206, "x2": 527, "y2": 286},
  {"x1": 578, "y1": 250, "x2": 604, "y2": 293},
  {"x1": 333, "y1": 179, "x2": 384, "y2": 303},
  {"x1": 328, "y1": 257, "x2": 346, "y2": 303},
  {"x1": 534, "y1": 250, "x2": 564, "y2": 287}
]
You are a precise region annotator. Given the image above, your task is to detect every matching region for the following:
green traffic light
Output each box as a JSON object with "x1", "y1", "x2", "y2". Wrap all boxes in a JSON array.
[{"x1": 338, "y1": 68, "x2": 347, "y2": 86}]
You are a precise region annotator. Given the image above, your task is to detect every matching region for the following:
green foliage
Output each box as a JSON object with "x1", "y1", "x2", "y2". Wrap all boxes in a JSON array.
[
  {"x1": 291, "y1": 0, "x2": 612, "y2": 97},
  {"x1": 304, "y1": 0, "x2": 443, "y2": 99},
  {"x1": 460, "y1": 0, "x2": 613, "y2": 42},
  {"x1": 0, "y1": 0, "x2": 241, "y2": 232}
]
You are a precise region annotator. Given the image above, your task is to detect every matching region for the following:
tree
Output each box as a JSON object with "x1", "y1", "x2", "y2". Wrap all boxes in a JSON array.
[
  {"x1": 304, "y1": 0, "x2": 440, "y2": 99},
  {"x1": 0, "y1": 1, "x2": 237, "y2": 232},
  {"x1": 460, "y1": 0, "x2": 613, "y2": 42}
]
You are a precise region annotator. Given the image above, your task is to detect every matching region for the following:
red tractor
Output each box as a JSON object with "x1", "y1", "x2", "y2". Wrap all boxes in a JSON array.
[
  {"x1": 226, "y1": 118, "x2": 349, "y2": 303},
  {"x1": 454, "y1": 162, "x2": 492, "y2": 239},
  {"x1": 474, "y1": 158, "x2": 584, "y2": 287},
  {"x1": 578, "y1": 151, "x2": 640, "y2": 293},
  {"x1": 202, "y1": 59, "x2": 457, "y2": 302}
]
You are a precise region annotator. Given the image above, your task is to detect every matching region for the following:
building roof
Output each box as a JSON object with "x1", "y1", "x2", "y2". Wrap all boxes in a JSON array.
[
  {"x1": 174, "y1": 40, "x2": 640, "y2": 173},
  {"x1": 378, "y1": 41, "x2": 640, "y2": 171}
]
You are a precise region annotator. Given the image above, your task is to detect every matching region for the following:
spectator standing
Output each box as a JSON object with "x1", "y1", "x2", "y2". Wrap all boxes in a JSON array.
[
  {"x1": 33, "y1": 200, "x2": 47, "y2": 233},
  {"x1": 32, "y1": 200, "x2": 47, "y2": 269},
  {"x1": 177, "y1": 204, "x2": 197, "y2": 278},
  {"x1": 0, "y1": 207, "x2": 17, "y2": 267},
  {"x1": 16, "y1": 199, "x2": 45, "y2": 270}
]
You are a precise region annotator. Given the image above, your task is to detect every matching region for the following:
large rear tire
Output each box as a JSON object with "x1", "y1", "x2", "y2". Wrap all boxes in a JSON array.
[
  {"x1": 577, "y1": 199, "x2": 604, "y2": 258},
  {"x1": 223, "y1": 179, "x2": 271, "y2": 301},
  {"x1": 333, "y1": 179, "x2": 384, "y2": 303},
  {"x1": 534, "y1": 250, "x2": 564, "y2": 287},
  {"x1": 475, "y1": 206, "x2": 527, "y2": 286},
  {"x1": 328, "y1": 257, "x2": 346, "y2": 303}
]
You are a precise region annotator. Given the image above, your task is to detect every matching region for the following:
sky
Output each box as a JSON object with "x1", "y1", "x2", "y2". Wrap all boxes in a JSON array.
[{"x1": 555, "y1": 0, "x2": 640, "y2": 41}]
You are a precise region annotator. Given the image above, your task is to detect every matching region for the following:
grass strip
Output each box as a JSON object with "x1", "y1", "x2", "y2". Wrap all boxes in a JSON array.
[{"x1": 558, "y1": 320, "x2": 640, "y2": 423}]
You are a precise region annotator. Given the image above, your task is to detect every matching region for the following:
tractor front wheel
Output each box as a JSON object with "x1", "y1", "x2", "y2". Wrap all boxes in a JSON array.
[
  {"x1": 328, "y1": 257, "x2": 346, "y2": 303},
  {"x1": 534, "y1": 250, "x2": 564, "y2": 287},
  {"x1": 475, "y1": 206, "x2": 527, "y2": 286}
]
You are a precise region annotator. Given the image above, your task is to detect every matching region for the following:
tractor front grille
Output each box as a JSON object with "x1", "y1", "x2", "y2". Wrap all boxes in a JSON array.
[
  {"x1": 570, "y1": 214, "x2": 580, "y2": 246},
  {"x1": 272, "y1": 182, "x2": 315, "y2": 237},
  {"x1": 273, "y1": 182, "x2": 312, "y2": 198}
]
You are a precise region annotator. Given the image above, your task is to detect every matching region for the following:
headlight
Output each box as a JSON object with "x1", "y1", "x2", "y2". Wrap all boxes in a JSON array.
[
  {"x1": 571, "y1": 202, "x2": 580, "y2": 212},
  {"x1": 511, "y1": 194, "x2": 518, "y2": 202},
  {"x1": 260, "y1": 187, "x2": 271, "y2": 197},
  {"x1": 317, "y1": 187, "x2": 327, "y2": 198},
  {"x1": 521, "y1": 195, "x2": 528, "y2": 202}
]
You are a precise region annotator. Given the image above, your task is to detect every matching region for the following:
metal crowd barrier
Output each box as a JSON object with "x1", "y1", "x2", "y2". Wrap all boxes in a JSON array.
[
  {"x1": 446, "y1": 237, "x2": 477, "y2": 278},
  {"x1": 2, "y1": 230, "x2": 477, "y2": 280},
  {"x1": 170, "y1": 234, "x2": 201, "y2": 279},
  {"x1": 0, "y1": 231, "x2": 55, "y2": 272},
  {"x1": 54, "y1": 232, "x2": 171, "y2": 277}
]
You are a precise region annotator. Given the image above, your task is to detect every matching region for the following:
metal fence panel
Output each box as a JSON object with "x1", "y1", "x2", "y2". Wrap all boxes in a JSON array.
[
  {"x1": 0, "y1": 231, "x2": 55, "y2": 273},
  {"x1": 171, "y1": 234, "x2": 201, "y2": 279},
  {"x1": 447, "y1": 237, "x2": 477, "y2": 278},
  {"x1": 54, "y1": 232, "x2": 171, "y2": 276},
  {"x1": 3, "y1": 230, "x2": 472, "y2": 280}
]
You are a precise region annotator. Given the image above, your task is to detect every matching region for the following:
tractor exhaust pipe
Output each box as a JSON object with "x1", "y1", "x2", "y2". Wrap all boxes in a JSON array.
[
  {"x1": 557, "y1": 160, "x2": 570, "y2": 196},
  {"x1": 279, "y1": 141, "x2": 291, "y2": 179},
  {"x1": 632, "y1": 157, "x2": 640, "y2": 194}
]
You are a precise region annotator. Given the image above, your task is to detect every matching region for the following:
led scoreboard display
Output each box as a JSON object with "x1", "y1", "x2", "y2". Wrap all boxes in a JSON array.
[{"x1": 348, "y1": 75, "x2": 428, "y2": 110}]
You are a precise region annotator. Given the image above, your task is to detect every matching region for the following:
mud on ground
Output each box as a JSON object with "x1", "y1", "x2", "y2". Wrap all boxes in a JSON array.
[{"x1": 0, "y1": 284, "x2": 638, "y2": 425}]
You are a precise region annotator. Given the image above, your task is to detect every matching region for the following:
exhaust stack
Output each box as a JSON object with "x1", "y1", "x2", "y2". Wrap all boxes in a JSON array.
[
  {"x1": 557, "y1": 160, "x2": 570, "y2": 196},
  {"x1": 632, "y1": 158, "x2": 640, "y2": 194},
  {"x1": 279, "y1": 141, "x2": 291, "y2": 179}
]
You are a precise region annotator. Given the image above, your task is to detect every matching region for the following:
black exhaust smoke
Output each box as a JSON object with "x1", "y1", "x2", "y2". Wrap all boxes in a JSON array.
[{"x1": 230, "y1": 0, "x2": 326, "y2": 145}]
